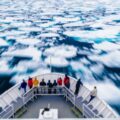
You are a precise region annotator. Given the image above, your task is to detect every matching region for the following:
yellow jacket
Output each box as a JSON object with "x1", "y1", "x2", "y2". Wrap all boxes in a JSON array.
[{"x1": 33, "y1": 78, "x2": 39, "y2": 87}]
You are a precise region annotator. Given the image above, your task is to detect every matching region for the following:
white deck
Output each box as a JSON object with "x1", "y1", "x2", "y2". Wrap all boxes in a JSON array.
[{"x1": 20, "y1": 95, "x2": 77, "y2": 118}]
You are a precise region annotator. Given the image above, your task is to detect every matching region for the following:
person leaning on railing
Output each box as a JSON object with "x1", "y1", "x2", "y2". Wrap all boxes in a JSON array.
[
  {"x1": 64, "y1": 74, "x2": 70, "y2": 89},
  {"x1": 57, "y1": 77, "x2": 62, "y2": 86},
  {"x1": 57, "y1": 77, "x2": 63, "y2": 93},
  {"x1": 33, "y1": 77, "x2": 39, "y2": 94},
  {"x1": 40, "y1": 79, "x2": 46, "y2": 86},
  {"x1": 19, "y1": 79, "x2": 27, "y2": 93},
  {"x1": 40, "y1": 79, "x2": 46, "y2": 93},
  {"x1": 52, "y1": 80, "x2": 57, "y2": 93},
  {"x1": 47, "y1": 80, "x2": 53, "y2": 94},
  {"x1": 74, "y1": 78, "x2": 83, "y2": 96},
  {"x1": 27, "y1": 77, "x2": 33, "y2": 89},
  {"x1": 88, "y1": 86, "x2": 97, "y2": 103}
]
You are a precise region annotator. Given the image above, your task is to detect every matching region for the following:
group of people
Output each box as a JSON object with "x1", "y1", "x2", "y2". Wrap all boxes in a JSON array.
[
  {"x1": 19, "y1": 77, "x2": 39, "y2": 93},
  {"x1": 19, "y1": 74, "x2": 70, "y2": 93},
  {"x1": 19, "y1": 74, "x2": 97, "y2": 103}
]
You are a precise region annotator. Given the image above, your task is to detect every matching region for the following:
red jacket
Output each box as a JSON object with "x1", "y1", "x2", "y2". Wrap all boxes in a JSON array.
[
  {"x1": 64, "y1": 76, "x2": 70, "y2": 85},
  {"x1": 28, "y1": 78, "x2": 33, "y2": 87},
  {"x1": 57, "y1": 78, "x2": 62, "y2": 86}
]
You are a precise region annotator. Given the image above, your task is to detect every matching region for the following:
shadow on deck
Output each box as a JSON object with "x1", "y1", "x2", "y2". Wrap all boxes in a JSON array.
[{"x1": 20, "y1": 95, "x2": 82, "y2": 118}]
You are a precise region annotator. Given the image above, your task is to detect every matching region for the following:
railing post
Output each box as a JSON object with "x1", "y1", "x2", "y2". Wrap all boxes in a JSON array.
[
  {"x1": 83, "y1": 104, "x2": 85, "y2": 117},
  {"x1": 11, "y1": 104, "x2": 14, "y2": 118},
  {"x1": 73, "y1": 95, "x2": 75, "y2": 108},
  {"x1": 32, "y1": 87, "x2": 35, "y2": 101}
]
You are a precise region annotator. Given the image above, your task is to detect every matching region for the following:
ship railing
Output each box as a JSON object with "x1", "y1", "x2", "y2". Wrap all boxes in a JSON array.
[
  {"x1": 23, "y1": 86, "x2": 65, "y2": 105},
  {"x1": 83, "y1": 104, "x2": 97, "y2": 118},
  {"x1": 0, "y1": 85, "x2": 88, "y2": 118},
  {"x1": 0, "y1": 105, "x2": 14, "y2": 118},
  {"x1": 0, "y1": 73, "x2": 119, "y2": 118}
]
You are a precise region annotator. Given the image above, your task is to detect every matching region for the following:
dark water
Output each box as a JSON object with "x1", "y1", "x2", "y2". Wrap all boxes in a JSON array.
[{"x1": 0, "y1": 0, "x2": 120, "y2": 115}]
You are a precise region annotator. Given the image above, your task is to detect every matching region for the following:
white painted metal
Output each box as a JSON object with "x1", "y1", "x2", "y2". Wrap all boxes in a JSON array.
[{"x1": 0, "y1": 73, "x2": 119, "y2": 118}]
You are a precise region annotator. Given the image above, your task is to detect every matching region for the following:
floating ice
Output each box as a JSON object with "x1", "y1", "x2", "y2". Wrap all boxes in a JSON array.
[
  {"x1": 2, "y1": 47, "x2": 41, "y2": 61},
  {"x1": 0, "y1": 18, "x2": 13, "y2": 23},
  {"x1": 45, "y1": 56, "x2": 69, "y2": 67},
  {"x1": 44, "y1": 45, "x2": 77, "y2": 58},
  {"x1": 70, "y1": 61, "x2": 85, "y2": 71},
  {"x1": 12, "y1": 60, "x2": 44, "y2": 73},
  {"x1": 29, "y1": 68, "x2": 51, "y2": 77},
  {"x1": 10, "y1": 68, "x2": 50, "y2": 84},
  {"x1": 0, "y1": 38, "x2": 9, "y2": 47},
  {"x1": 90, "y1": 64, "x2": 104, "y2": 75},
  {"x1": 10, "y1": 22, "x2": 31, "y2": 27},
  {"x1": 16, "y1": 38, "x2": 40, "y2": 45},
  {"x1": 70, "y1": 61, "x2": 97, "y2": 82},
  {"x1": 1, "y1": 31, "x2": 27, "y2": 36},
  {"x1": 63, "y1": 21, "x2": 91, "y2": 27},
  {"x1": 94, "y1": 41, "x2": 120, "y2": 51},
  {"x1": 39, "y1": 21, "x2": 57, "y2": 28},
  {"x1": 64, "y1": 27, "x2": 119, "y2": 39},
  {"x1": 45, "y1": 27, "x2": 60, "y2": 32},
  {"x1": 0, "y1": 60, "x2": 9, "y2": 72},
  {"x1": 53, "y1": 16, "x2": 80, "y2": 23},
  {"x1": 39, "y1": 32, "x2": 59, "y2": 38},
  {"x1": 89, "y1": 51, "x2": 120, "y2": 68},
  {"x1": 19, "y1": 27, "x2": 42, "y2": 32}
]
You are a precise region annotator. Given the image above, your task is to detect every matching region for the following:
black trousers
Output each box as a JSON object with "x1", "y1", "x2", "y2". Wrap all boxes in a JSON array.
[{"x1": 88, "y1": 95, "x2": 95, "y2": 103}]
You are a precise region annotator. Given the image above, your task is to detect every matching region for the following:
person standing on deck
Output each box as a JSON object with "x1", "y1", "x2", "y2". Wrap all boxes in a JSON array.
[
  {"x1": 40, "y1": 79, "x2": 46, "y2": 93},
  {"x1": 33, "y1": 77, "x2": 39, "y2": 94},
  {"x1": 40, "y1": 79, "x2": 46, "y2": 86},
  {"x1": 53, "y1": 80, "x2": 57, "y2": 93},
  {"x1": 47, "y1": 80, "x2": 53, "y2": 94},
  {"x1": 53, "y1": 80, "x2": 57, "y2": 87},
  {"x1": 28, "y1": 77, "x2": 33, "y2": 89},
  {"x1": 57, "y1": 77, "x2": 62, "y2": 86},
  {"x1": 88, "y1": 86, "x2": 97, "y2": 103},
  {"x1": 64, "y1": 74, "x2": 70, "y2": 89},
  {"x1": 19, "y1": 80, "x2": 27, "y2": 93},
  {"x1": 57, "y1": 77, "x2": 63, "y2": 93},
  {"x1": 74, "y1": 78, "x2": 83, "y2": 96}
]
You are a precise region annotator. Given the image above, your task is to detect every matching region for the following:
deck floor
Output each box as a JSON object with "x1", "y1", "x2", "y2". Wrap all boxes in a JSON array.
[{"x1": 20, "y1": 95, "x2": 82, "y2": 118}]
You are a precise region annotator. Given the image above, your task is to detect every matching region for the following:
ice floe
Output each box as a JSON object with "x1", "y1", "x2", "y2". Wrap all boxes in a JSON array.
[
  {"x1": 64, "y1": 27, "x2": 119, "y2": 39},
  {"x1": 53, "y1": 16, "x2": 80, "y2": 23},
  {"x1": 2, "y1": 47, "x2": 41, "y2": 60},
  {"x1": 19, "y1": 27, "x2": 42, "y2": 32},
  {"x1": 0, "y1": 60, "x2": 9, "y2": 72},
  {"x1": 89, "y1": 51, "x2": 120, "y2": 68},
  {"x1": 0, "y1": 38, "x2": 9, "y2": 47},
  {"x1": 10, "y1": 68, "x2": 50, "y2": 84},
  {"x1": 39, "y1": 21, "x2": 57, "y2": 28},
  {"x1": 1, "y1": 31, "x2": 27, "y2": 36},
  {"x1": 15, "y1": 38, "x2": 40, "y2": 45},
  {"x1": 12, "y1": 60, "x2": 45, "y2": 73},
  {"x1": 10, "y1": 21, "x2": 31, "y2": 27},
  {"x1": 44, "y1": 45, "x2": 77, "y2": 58},
  {"x1": 38, "y1": 32, "x2": 59, "y2": 38},
  {"x1": 63, "y1": 21, "x2": 92, "y2": 27},
  {"x1": 45, "y1": 56, "x2": 69, "y2": 68},
  {"x1": 94, "y1": 41, "x2": 120, "y2": 51},
  {"x1": 70, "y1": 61, "x2": 97, "y2": 82}
]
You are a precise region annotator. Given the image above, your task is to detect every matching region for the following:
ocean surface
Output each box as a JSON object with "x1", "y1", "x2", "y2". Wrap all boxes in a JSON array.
[{"x1": 0, "y1": 0, "x2": 120, "y2": 115}]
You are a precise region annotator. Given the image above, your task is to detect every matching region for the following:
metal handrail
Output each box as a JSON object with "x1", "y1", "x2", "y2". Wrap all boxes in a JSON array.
[
  {"x1": 0, "y1": 73, "x2": 118, "y2": 118},
  {"x1": 83, "y1": 104, "x2": 97, "y2": 118}
]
